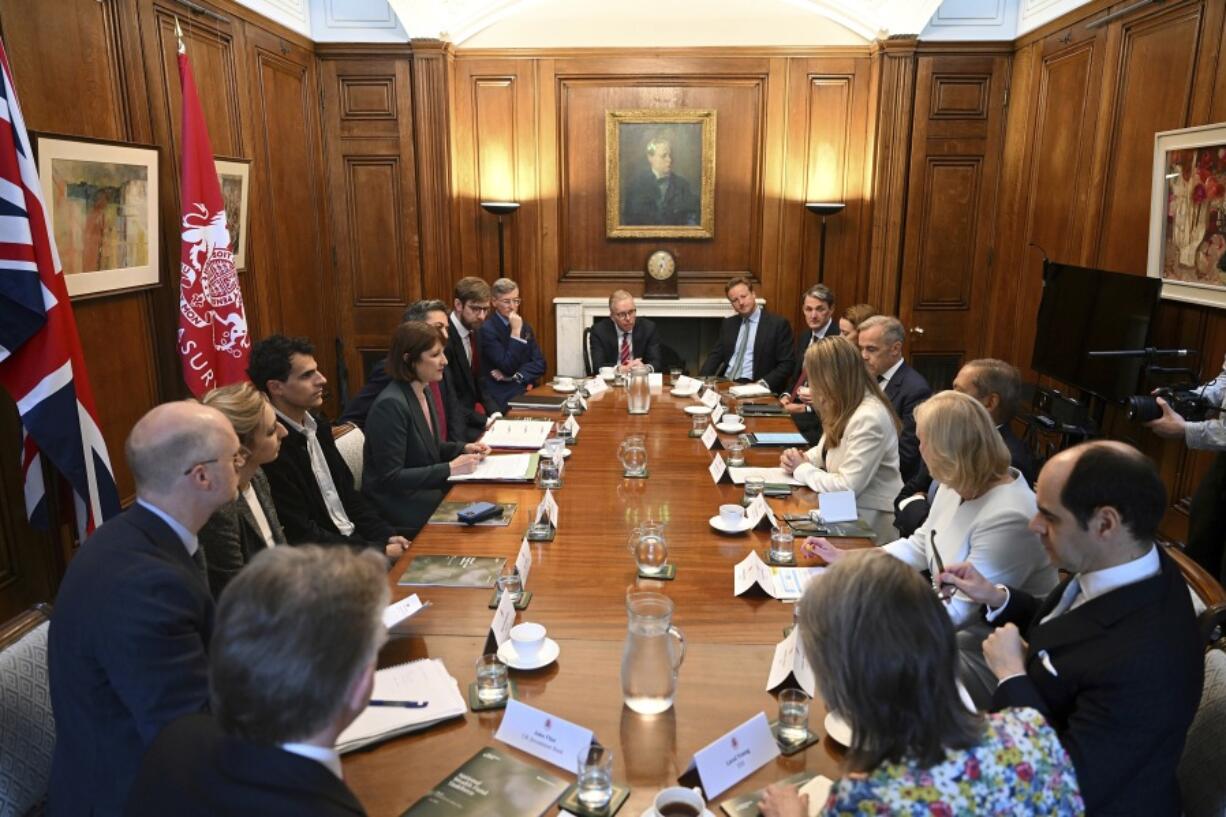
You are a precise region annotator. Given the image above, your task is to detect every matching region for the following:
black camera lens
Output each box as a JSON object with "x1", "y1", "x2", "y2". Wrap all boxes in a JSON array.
[{"x1": 1127, "y1": 395, "x2": 1162, "y2": 422}]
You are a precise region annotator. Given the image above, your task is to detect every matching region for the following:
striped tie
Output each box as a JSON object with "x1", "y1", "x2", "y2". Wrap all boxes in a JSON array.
[{"x1": 619, "y1": 334, "x2": 630, "y2": 366}]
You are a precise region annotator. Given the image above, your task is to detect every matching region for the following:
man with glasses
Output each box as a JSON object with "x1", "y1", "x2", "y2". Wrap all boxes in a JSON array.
[
  {"x1": 48, "y1": 401, "x2": 241, "y2": 817},
  {"x1": 446, "y1": 277, "x2": 501, "y2": 419},
  {"x1": 589, "y1": 289, "x2": 663, "y2": 373},
  {"x1": 478, "y1": 277, "x2": 547, "y2": 411}
]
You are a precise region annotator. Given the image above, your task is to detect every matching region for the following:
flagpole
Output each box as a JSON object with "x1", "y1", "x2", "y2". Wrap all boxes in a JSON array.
[{"x1": 175, "y1": 17, "x2": 186, "y2": 54}]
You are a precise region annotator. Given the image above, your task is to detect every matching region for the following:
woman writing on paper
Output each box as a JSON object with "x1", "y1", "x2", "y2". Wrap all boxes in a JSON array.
[
  {"x1": 804, "y1": 391, "x2": 1057, "y2": 707},
  {"x1": 363, "y1": 321, "x2": 489, "y2": 536},
  {"x1": 778, "y1": 337, "x2": 903, "y2": 542},
  {"x1": 759, "y1": 551, "x2": 1083, "y2": 817}
]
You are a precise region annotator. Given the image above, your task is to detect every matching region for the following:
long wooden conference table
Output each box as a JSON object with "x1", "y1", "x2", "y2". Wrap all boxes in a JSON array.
[{"x1": 345, "y1": 382, "x2": 866, "y2": 816}]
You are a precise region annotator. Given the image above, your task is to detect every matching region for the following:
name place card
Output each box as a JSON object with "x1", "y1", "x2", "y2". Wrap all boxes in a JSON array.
[
  {"x1": 495, "y1": 699, "x2": 594, "y2": 773},
  {"x1": 765, "y1": 626, "x2": 816, "y2": 697},
  {"x1": 686, "y1": 712, "x2": 780, "y2": 798},
  {"x1": 515, "y1": 537, "x2": 532, "y2": 587},
  {"x1": 701, "y1": 423, "x2": 719, "y2": 449},
  {"x1": 489, "y1": 589, "x2": 516, "y2": 646},
  {"x1": 711, "y1": 403, "x2": 726, "y2": 425},
  {"x1": 648, "y1": 372, "x2": 664, "y2": 389},
  {"x1": 561, "y1": 415, "x2": 581, "y2": 439},
  {"x1": 817, "y1": 490, "x2": 857, "y2": 523},
  {"x1": 542, "y1": 489, "x2": 559, "y2": 527},
  {"x1": 709, "y1": 452, "x2": 728, "y2": 484},
  {"x1": 734, "y1": 551, "x2": 824, "y2": 600},
  {"x1": 675, "y1": 374, "x2": 701, "y2": 392},
  {"x1": 585, "y1": 377, "x2": 609, "y2": 396},
  {"x1": 700, "y1": 389, "x2": 722, "y2": 409},
  {"x1": 383, "y1": 593, "x2": 427, "y2": 629}
]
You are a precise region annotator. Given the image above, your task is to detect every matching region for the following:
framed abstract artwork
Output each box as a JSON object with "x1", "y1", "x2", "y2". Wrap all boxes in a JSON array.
[
  {"x1": 1148, "y1": 123, "x2": 1226, "y2": 308},
  {"x1": 606, "y1": 108, "x2": 715, "y2": 239},
  {"x1": 35, "y1": 134, "x2": 159, "y2": 298},
  {"x1": 214, "y1": 156, "x2": 251, "y2": 271}
]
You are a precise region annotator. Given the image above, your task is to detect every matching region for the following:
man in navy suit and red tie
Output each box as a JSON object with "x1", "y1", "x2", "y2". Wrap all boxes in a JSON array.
[
  {"x1": 780, "y1": 284, "x2": 839, "y2": 416},
  {"x1": 588, "y1": 290, "x2": 663, "y2": 373}
]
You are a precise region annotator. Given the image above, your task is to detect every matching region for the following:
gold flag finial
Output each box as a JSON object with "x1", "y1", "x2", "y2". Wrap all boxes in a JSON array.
[{"x1": 174, "y1": 17, "x2": 186, "y2": 55}]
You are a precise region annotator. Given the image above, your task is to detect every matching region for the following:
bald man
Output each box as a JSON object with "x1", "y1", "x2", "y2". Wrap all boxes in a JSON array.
[
  {"x1": 940, "y1": 441, "x2": 1202, "y2": 816},
  {"x1": 49, "y1": 401, "x2": 243, "y2": 817}
]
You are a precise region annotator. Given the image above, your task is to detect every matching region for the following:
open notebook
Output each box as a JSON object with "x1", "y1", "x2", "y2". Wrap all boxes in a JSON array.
[{"x1": 336, "y1": 658, "x2": 467, "y2": 754}]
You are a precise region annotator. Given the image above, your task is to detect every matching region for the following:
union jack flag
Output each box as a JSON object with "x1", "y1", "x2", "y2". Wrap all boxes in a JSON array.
[{"x1": 0, "y1": 38, "x2": 119, "y2": 539}]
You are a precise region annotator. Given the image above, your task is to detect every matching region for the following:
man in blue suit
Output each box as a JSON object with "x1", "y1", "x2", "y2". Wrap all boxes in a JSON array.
[
  {"x1": 479, "y1": 277, "x2": 547, "y2": 411},
  {"x1": 48, "y1": 400, "x2": 243, "y2": 817},
  {"x1": 857, "y1": 315, "x2": 931, "y2": 483}
]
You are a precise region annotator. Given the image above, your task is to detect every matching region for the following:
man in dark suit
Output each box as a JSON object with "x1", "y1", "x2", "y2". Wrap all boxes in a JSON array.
[
  {"x1": 48, "y1": 401, "x2": 242, "y2": 817},
  {"x1": 127, "y1": 545, "x2": 385, "y2": 816},
  {"x1": 856, "y1": 315, "x2": 931, "y2": 482},
  {"x1": 621, "y1": 136, "x2": 700, "y2": 226},
  {"x1": 479, "y1": 277, "x2": 547, "y2": 411},
  {"x1": 589, "y1": 290, "x2": 663, "y2": 372},
  {"x1": 700, "y1": 276, "x2": 795, "y2": 393},
  {"x1": 894, "y1": 358, "x2": 1037, "y2": 536},
  {"x1": 446, "y1": 276, "x2": 500, "y2": 417},
  {"x1": 780, "y1": 285, "x2": 839, "y2": 439},
  {"x1": 941, "y1": 442, "x2": 1203, "y2": 816},
  {"x1": 250, "y1": 335, "x2": 410, "y2": 557}
]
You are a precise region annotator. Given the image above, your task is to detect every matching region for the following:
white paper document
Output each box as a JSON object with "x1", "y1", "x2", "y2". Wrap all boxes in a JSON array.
[
  {"x1": 817, "y1": 490, "x2": 858, "y2": 522},
  {"x1": 729, "y1": 382, "x2": 772, "y2": 398},
  {"x1": 336, "y1": 658, "x2": 466, "y2": 753},
  {"x1": 734, "y1": 551, "x2": 824, "y2": 600},
  {"x1": 447, "y1": 453, "x2": 533, "y2": 482},
  {"x1": 495, "y1": 699, "x2": 594, "y2": 773},
  {"x1": 481, "y1": 419, "x2": 554, "y2": 449},
  {"x1": 709, "y1": 452, "x2": 728, "y2": 483},
  {"x1": 383, "y1": 593, "x2": 427, "y2": 628},
  {"x1": 765, "y1": 626, "x2": 817, "y2": 697},
  {"x1": 728, "y1": 466, "x2": 803, "y2": 487},
  {"x1": 687, "y1": 712, "x2": 780, "y2": 798}
]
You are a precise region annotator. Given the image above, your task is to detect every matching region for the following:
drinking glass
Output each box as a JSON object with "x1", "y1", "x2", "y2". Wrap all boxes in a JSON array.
[
  {"x1": 727, "y1": 439, "x2": 746, "y2": 467},
  {"x1": 669, "y1": 368, "x2": 682, "y2": 386},
  {"x1": 690, "y1": 414, "x2": 708, "y2": 437},
  {"x1": 474, "y1": 654, "x2": 509, "y2": 704},
  {"x1": 777, "y1": 688, "x2": 811, "y2": 743},
  {"x1": 634, "y1": 522, "x2": 668, "y2": 575},
  {"x1": 537, "y1": 457, "x2": 562, "y2": 489},
  {"x1": 564, "y1": 394, "x2": 582, "y2": 415},
  {"x1": 743, "y1": 475, "x2": 766, "y2": 505},
  {"x1": 497, "y1": 570, "x2": 523, "y2": 603},
  {"x1": 769, "y1": 528, "x2": 795, "y2": 564},
  {"x1": 543, "y1": 436, "x2": 565, "y2": 460},
  {"x1": 575, "y1": 743, "x2": 615, "y2": 810}
]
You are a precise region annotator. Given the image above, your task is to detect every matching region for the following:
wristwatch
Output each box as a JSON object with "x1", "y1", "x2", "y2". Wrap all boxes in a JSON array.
[{"x1": 512, "y1": 372, "x2": 524, "y2": 384}]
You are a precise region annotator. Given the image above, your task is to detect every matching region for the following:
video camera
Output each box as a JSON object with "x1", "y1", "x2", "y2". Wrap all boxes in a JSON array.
[{"x1": 1126, "y1": 386, "x2": 1218, "y2": 423}]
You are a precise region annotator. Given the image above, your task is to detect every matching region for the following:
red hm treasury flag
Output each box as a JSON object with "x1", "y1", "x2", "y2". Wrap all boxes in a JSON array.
[{"x1": 176, "y1": 37, "x2": 249, "y2": 397}]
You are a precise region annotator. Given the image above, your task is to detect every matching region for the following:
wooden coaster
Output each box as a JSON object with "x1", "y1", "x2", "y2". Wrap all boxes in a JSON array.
[
  {"x1": 487, "y1": 590, "x2": 533, "y2": 610},
  {"x1": 557, "y1": 782, "x2": 630, "y2": 817},
  {"x1": 763, "y1": 550, "x2": 798, "y2": 567},
  {"x1": 467, "y1": 679, "x2": 517, "y2": 711},
  {"x1": 770, "y1": 720, "x2": 820, "y2": 756},
  {"x1": 637, "y1": 563, "x2": 676, "y2": 580}
]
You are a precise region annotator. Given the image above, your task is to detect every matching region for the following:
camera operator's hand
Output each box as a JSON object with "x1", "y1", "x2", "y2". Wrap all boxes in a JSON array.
[{"x1": 1145, "y1": 396, "x2": 1187, "y2": 439}]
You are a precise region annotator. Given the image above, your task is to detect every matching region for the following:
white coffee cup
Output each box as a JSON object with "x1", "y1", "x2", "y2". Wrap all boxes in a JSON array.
[
  {"x1": 720, "y1": 414, "x2": 742, "y2": 427},
  {"x1": 652, "y1": 785, "x2": 706, "y2": 816},
  {"x1": 509, "y1": 622, "x2": 546, "y2": 658},
  {"x1": 554, "y1": 376, "x2": 575, "y2": 390},
  {"x1": 599, "y1": 366, "x2": 615, "y2": 379},
  {"x1": 719, "y1": 504, "x2": 745, "y2": 527}
]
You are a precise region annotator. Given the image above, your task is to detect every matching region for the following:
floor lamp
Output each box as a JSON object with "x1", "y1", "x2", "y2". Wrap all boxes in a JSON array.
[
  {"x1": 804, "y1": 202, "x2": 846, "y2": 284},
  {"x1": 480, "y1": 201, "x2": 520, "y2": 278}
]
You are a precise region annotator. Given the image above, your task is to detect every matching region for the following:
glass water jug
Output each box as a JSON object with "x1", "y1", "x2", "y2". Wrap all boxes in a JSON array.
[
  {"x1": 626, "y1": 365, "x2": 651, "y2": 415},
  {"x1": 621, "y1": 591, "x2": 686, "y2": 715}
]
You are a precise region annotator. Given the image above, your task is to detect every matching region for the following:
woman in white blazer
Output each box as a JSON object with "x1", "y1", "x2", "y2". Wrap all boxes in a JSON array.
[
  {"x1": 806, "y1": 390, "x2": 1057, "y2": 707},
  {"x1": 779, "y1": 336, "x2": 903, "y2": 542}
]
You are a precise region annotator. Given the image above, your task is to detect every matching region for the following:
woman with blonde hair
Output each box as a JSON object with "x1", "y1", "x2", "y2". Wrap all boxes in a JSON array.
[
  {"x1": 199, "y1": 381, "x2": 289, "y2": 597},
  {"x1": 837, "y1": 303, "x2": 878, "y2": 346},
  {"x1": 759, "y1": 551, "x2": 1082, "y2": 817},
  {"x1": 780, "y1": 336, "x2": 902, "y2": 541},
  {"x1": 805, "y1": 390, "x2": 1057, "y2": 706}
]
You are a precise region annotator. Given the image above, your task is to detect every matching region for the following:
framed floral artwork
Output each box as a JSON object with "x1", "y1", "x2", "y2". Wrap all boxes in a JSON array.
[
  {"x1": 214, "y1": 156, "x2": 250, "y2": 271},
  {"x1": 1147, "y1": 123, "x2": 1226, "y2": 308}
]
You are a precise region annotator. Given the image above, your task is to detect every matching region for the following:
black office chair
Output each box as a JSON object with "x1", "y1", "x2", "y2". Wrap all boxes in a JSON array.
[{"x1": 582, "y1": 326, "x2": 594, "y2": 377}]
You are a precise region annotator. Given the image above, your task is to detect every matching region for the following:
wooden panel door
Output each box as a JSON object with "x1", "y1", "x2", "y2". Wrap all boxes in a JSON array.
[{"x1": 897, "y1": 52, "x2": 1009, "y2": 390}]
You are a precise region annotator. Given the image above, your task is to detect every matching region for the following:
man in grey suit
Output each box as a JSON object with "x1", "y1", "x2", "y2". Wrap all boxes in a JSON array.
[{"x1": 49, "y1": 401, "x2": 241, "y2": 817}]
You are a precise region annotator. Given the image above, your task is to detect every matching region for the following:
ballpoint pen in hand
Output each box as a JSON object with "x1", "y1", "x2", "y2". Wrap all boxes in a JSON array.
[{"x1": 930, "y1": 531, "x2": 953, "y2": 604}]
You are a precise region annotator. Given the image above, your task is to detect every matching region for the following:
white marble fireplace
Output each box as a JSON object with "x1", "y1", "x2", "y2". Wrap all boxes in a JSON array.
[{"x1": 551, "y1": 296, "x2": 766, "y2": 376}]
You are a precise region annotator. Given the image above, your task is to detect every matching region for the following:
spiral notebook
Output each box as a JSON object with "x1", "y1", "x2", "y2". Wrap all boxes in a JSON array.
[{"x1": 336, "y1": 658, "x2": 467, "y2": 753}]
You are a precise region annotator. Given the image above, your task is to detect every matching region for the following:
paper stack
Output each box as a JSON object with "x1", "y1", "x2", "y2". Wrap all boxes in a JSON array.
[{"x1": 336, "y1": 658, "x2": 467, "y2": 753}]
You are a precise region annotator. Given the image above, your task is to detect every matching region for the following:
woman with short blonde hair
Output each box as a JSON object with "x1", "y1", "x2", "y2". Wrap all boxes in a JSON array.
[
  {"x1": 806, "y1": 390, "x2": 1056, "y2": 707},
  {"x1": 780, "y1": 336, "x2": 903, "y2": 542},
  {"x1": 199, "y1": 382, "x2": 289, "y2": 598}
]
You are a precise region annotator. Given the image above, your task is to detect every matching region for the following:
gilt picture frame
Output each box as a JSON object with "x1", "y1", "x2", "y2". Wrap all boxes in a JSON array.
[
  {"x1": 606, "y1": 108, "x2": 715, "y2": 239},
  {"x1": 1147, "y1": 123, "x2": 1226, "y2": 309},
  {"x1": 214, "y1": 156, "x2": 251, "y2": 271},
  {"x1": 35, "y1": 133, "x2": 160, "y2": 299}
]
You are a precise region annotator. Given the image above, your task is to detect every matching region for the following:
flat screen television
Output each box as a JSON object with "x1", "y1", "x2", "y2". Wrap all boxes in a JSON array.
[{"x1": 1031, "y1": 262, "x2": 1162, "y2": 403}]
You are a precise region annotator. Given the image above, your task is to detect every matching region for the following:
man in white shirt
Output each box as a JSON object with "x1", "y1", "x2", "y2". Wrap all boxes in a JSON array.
[
  {"x1": 127, "y1": 545, "x2": 385, "y2": 816},
  {"x1": 940, "y1": 440, "x2": 1203, "y2": 816},
  {"x1": 588, "y1": 289, "x2": 663, "y2": 372}
]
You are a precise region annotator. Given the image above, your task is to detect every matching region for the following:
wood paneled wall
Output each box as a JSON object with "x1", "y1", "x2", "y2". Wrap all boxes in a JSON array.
[
  {"x1": 988, "y1": 0, "x2": 1226, "y2": 539},
  {"x1": 0, "y1": 0, "x2": 337, "y2": 614}
]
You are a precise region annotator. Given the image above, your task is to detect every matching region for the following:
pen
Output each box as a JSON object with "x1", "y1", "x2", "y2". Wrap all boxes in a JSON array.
[
  {"x1": 369, "y1": 699, "x2": 429, "y2": 709},
  {"x1": 930, "y1": 532, "x2": 953, "y2": 604}
]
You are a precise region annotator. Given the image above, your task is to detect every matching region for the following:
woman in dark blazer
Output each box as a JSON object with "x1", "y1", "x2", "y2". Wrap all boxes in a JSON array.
[
  {"x1": 199, "y1": 382, "x2": 289, "y2": 598},
  {"x1": 362, "y1": 321, "x2": 489, "y2": 535}
]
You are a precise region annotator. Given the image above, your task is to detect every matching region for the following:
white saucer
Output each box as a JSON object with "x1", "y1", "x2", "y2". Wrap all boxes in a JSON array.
[
  {"x1": 824, "y1": 711, "x2": 852, "y2": 746},
  {"x1": 670, "y1": 388, "x2": 699, "y2": 398},
  {"x1": 639, "y1": 809, "x2": 716, "y2": 817},
  {"x1": 601, "y1": 373, "x2": 617, "y2": 382},
  {"x1": 552, "y1": 384, "x2": 578, "y2": 393},
  {"x1": 497, "y1": 637, "x2": 560, "y2": 670},
  {"x1": 709, "y1": 514, "x2": 754, "y2": 534},
  {"x1": 539, "y1": 448, "x2": 573, "y2": 459},
  {"x1": 715, "y1": 422, "x2": 746, "y2": 434},
  {"x1": 684, "y1": 405, "x2": 713, "y2": 416}
]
